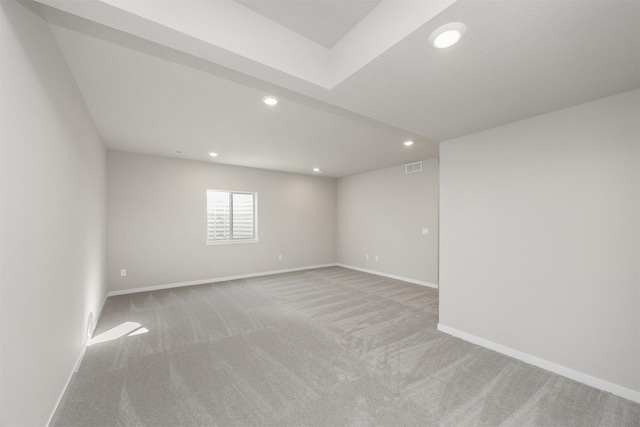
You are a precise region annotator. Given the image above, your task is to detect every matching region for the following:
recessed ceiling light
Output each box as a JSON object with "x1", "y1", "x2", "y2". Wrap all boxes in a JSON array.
[
  {"x1": 429, "y1": 22, "x2": 466, "y2": 49},
  {"x1": 209, "y1": 152, "x2": 218, "y2": 157},
  {"x1": 175, "y1": 150, "x2": 191, "y2": 155},
  {"x1": 403, "y1": 140, "x2": 414, "y2": 146},
  {"x1": 262, "y1": 96, "x2": 279, "y2": 106},
  {"x1": 313, "y1": 168, "x2": 322, "y2": 173}
]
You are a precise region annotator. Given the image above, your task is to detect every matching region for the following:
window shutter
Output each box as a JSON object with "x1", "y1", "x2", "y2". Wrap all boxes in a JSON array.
[
  {"x1": 207, "y1": 191, "x2": 230, "y2": 240},
  {"x1": 232, "y1": 193, "x2": 254, "y2": 239},
  {"x1": 207, "y1": 190, "x2": 257, "y2": 244}
]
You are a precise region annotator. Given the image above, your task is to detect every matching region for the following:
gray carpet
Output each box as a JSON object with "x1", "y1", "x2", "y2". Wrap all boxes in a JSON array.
[{"x1": 52, "y1": 267, "x2": 639, "y2": 426}]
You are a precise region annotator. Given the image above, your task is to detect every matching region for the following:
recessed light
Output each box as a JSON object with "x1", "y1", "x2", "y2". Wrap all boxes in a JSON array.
[
  {"x1": 429, "y1": 23, "x2": 466, "y2": 49},
  {"x1": 175, "y1": 150, "x2": 191, "y2": 155},
  {"x1": 313, "y1": 168, "x2": 322, "y2": 173},
  {"x1": 262, "y1": 96, "x2": 279, "y2": 106},
  {"x1": 403, "y1": 140, "x2": 414, "y2": 146},
  {"x1": 209, "y1": 152, "x2": 218, "y2": 157}
]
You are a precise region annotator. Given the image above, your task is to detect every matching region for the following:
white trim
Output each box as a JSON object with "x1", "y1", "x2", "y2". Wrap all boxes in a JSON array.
[
  {"x1": 45, "y1": 343, "x2": 87, "y2": 427},
  {"x1": 90, "y1": 294, "x2": 108, "y2": 339},
  {"x1": 46, "y1": 293, "x2": 109, "y2": 426},
  {"x1": 73, "y1": 347, "x2": 87, "y2": 373},
  {"x1": 336, "y1": 264, "x2": 438, "y2": 289},
  {"x1": 107, "y1": 264, "x2": 337, "y2": 296},
  {"x1": 206, "y1": 238, "x2": 258, "y2": 246},
  {"x1": 437, "y1": 323, "x2": 640, "y2": 404}
]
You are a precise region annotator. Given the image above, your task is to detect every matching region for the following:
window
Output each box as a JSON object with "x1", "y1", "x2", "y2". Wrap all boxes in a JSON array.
[{"x1": 206, "y1": 190, "x2": 257, "y2": 245}]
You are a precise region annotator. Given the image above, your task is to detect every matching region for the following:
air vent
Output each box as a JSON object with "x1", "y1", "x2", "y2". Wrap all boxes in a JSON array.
[{"x1": 405, "y1": 161, "x2": 423, "y2": 174}]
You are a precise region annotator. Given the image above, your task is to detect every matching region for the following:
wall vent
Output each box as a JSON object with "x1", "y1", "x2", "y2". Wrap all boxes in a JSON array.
[{"x1": 405, "y1": 161, "x2": 423, "y2": 174}]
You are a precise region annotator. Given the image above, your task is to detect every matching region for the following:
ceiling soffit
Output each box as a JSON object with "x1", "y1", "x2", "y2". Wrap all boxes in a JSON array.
[{"x1": 34, "y1": 0, "x2": 457, "y2": 89}]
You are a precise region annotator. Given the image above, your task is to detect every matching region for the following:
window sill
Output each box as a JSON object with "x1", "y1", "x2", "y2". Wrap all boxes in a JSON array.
[{"x1": 206, "y1": 238, "x2": 259, "y2": 246}]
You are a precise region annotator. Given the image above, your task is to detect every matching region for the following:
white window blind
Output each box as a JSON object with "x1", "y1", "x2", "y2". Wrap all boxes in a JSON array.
[{"x1": 207, "y1": 190, "x2": 257, "y2": 245}]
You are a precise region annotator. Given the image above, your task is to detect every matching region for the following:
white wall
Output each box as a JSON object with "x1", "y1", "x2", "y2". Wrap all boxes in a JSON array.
[
  {"x1": 439, "y1": 90, "x2": 640, "y2": 397},
  {"x1": 108, "y1": 151, "x2": 336, "y2": 292},
  {"x1": 337, "y1": 160, "x2": 439, "y2": 286},
  {"x1": 0, "y1": 1, "x2": 107, "y2": 425}
]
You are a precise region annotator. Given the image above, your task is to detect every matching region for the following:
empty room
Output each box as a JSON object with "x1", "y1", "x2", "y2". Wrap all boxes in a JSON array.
[{"x1": 1, "y1": 0, "x2": 639, "y2": 426}]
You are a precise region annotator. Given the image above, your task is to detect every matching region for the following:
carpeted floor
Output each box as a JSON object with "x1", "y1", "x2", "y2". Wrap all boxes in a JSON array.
[{"x1": 52, "y1": 266, "x2": 639, "y2": 426}]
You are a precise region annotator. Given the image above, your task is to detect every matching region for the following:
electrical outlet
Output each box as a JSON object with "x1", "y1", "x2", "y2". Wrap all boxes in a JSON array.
[
  {"x1": 278, "y1": 254, "x2": 283, "y2": 261},
  {"x1": 366, "y1": 254, "x2": 369, "y2": 260},
  {"x1": 375, "y1": 256, "x2": 379, "y2": 262},
  {"x1": 121, "y1": 269, "x2": 126, "y2": 276},
  {"x1": 422, "y1": 228, "x2": 429, "y2": 235}
]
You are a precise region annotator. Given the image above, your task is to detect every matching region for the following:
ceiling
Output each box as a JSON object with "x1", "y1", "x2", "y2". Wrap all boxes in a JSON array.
[
  {"x1": 34, "y1": 0, "x2": 640, "y2": 178},
  {"x1": 236, "y1": 0, "x2": 382, "y2": 48}
]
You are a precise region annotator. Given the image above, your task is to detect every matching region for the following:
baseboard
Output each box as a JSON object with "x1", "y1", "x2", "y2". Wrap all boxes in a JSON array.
[
  {"x1": 437, "y1": 323, "x2": 640, "y2": 403},
  {"x1": 45, "y1": 341, "x2": 88, "y2": 427},
  {"x1": 90, "y1": 294, "x2": 108, "y2": 339},
  {"x1": 107, "y1": 263, "x2": 338, "y2": 296},
  {"x1": 336, "y1": 264, "x2": 438, "y2": 289},
  {"x1": 46, "y1": 292, "x2": 109, "y2": 426}
]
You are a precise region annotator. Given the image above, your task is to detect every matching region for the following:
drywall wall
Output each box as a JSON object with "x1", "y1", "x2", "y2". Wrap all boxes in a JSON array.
[
  {"x1": 0, "y1": 1, "x2": 107, "y2": 425},
  {"x1": 439, "y1": 90, "x2": 640, "y2": 396},
  {"x1": 107, "y1": 151, "x2": 336, "y2": 292},
  {"x1": 337, "y1": 160, "x2": 438, "y2": 286}
]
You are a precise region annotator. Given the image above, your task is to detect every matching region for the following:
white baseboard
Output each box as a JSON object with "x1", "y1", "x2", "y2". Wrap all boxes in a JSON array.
[
  {"x1": 107, "y1": 263, "x2": 338, "y2": 296},
  {"x1": 437, "y1": 323, "x2": 640, "y2": 403},
  {"x1": 46, "y1": 293, "x2": 109, "y2": 426},
  {"x1": 336, "y1": 264, "x2": 438, "y2": 289},
  {"x1": 91, "y1": 294, "x2": 108, "y2": 338}
]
